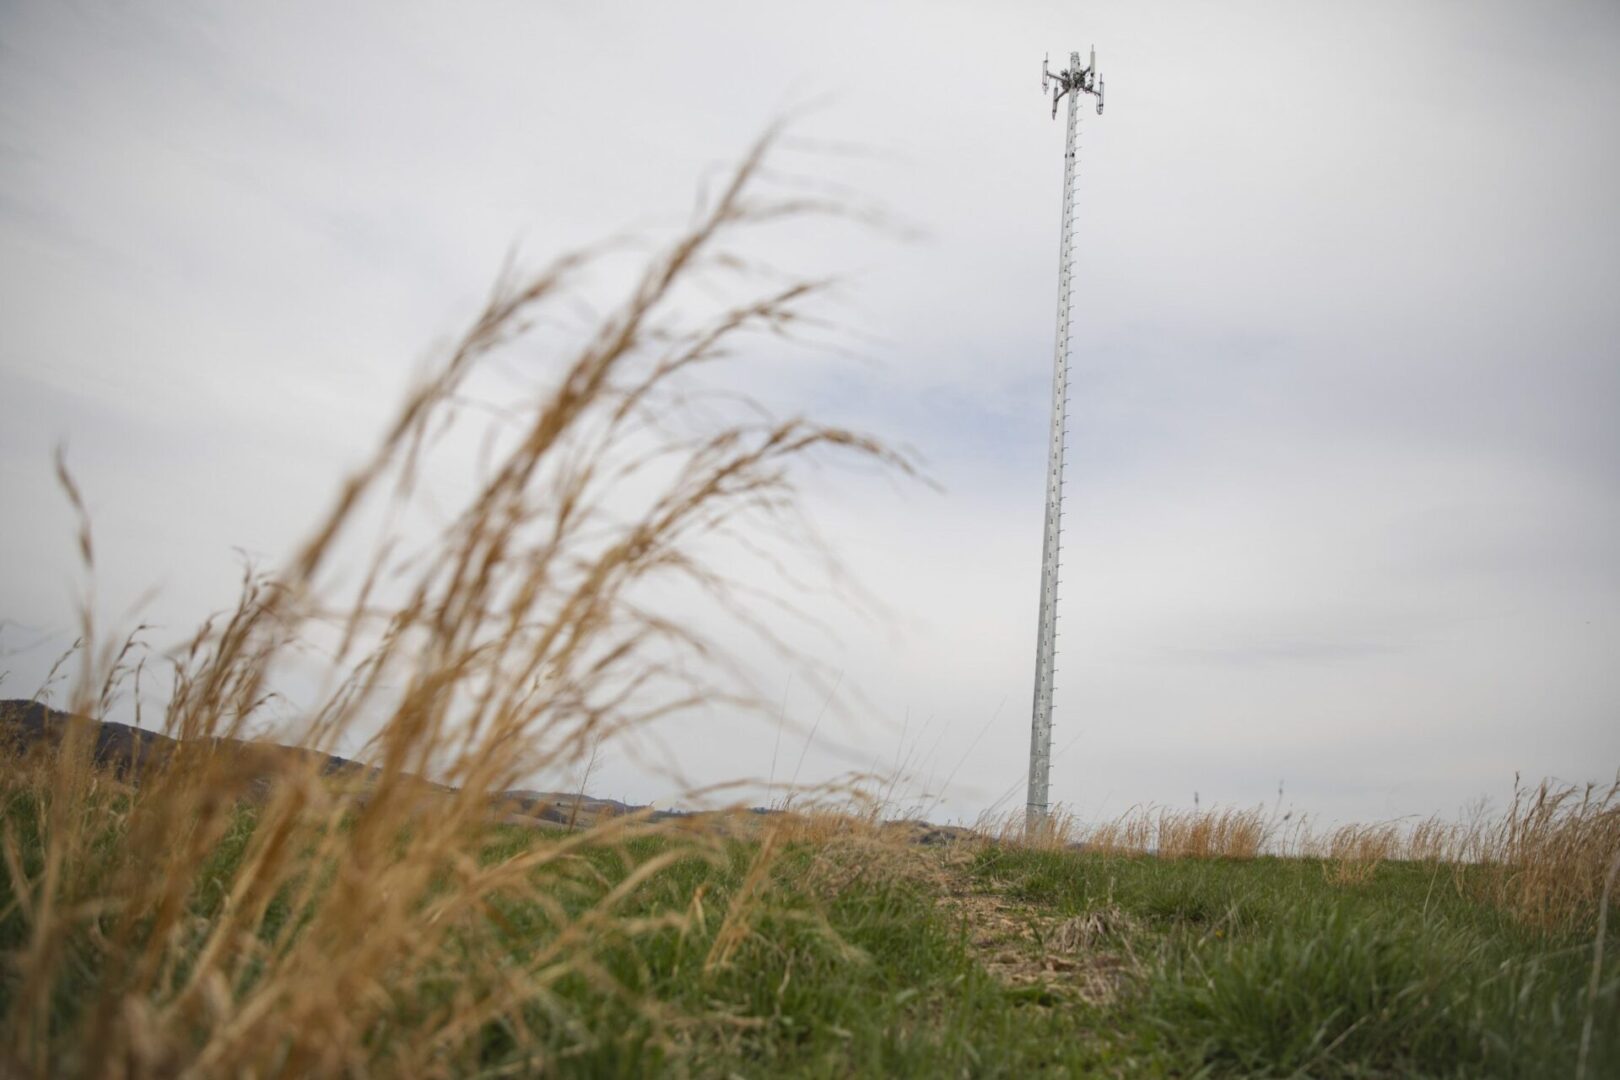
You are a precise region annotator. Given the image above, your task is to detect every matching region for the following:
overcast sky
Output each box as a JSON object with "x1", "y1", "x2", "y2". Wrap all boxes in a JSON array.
[{"x1": 3, "y1": 0, "x2": 1617, "y2": 826}]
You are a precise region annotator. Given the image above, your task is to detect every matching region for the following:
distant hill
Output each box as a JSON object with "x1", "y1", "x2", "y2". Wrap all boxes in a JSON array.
[
  {"x1": 0, "y1": 700, "x2": 973, "y2": 843},
  {"x1": 0, "y1": 698, "x2": 600, "y2": 827},
  {"x1": 0, "y1": 698, "x2": 372, "y2": 781}
]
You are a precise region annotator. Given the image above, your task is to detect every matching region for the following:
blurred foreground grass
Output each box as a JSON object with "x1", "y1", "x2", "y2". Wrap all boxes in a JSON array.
[{"x1": 4, "y1": 785, "x2": 1614, "y2": 1077}]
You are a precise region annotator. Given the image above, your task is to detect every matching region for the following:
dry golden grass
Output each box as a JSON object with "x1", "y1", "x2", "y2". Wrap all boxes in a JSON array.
[
  {"x1": 1320, "y1": 823, "x2": 1401, "y2": 886},
  {"x1": 977, "y1": 804, "x2": 1270, "y2": 860},
  {"x1": 974, "y1": 805, "x2": 1086, "y2": 850},
  {"x1": 975, "y1": 791, "x2": 1620, "y2": 934},
  {"x1": 1285, "y1": 777, "x2": 1620, "y2": 926},
  {"x1": 0, "y1": 132, "x2": 913, "y2": 1077},
  {"x1": 1080, "y1": 810, "x2": 1153, "y2": 855},
  {"x1": 1480, "y1": 776, "x2": 1620, "y2": 934},
  {"x1": 1404, "y1": 814, "x2": 1465, "y2": 863},
  {"x1": 1154, "y1": 806, "x2": 1269, "y2": 860}
]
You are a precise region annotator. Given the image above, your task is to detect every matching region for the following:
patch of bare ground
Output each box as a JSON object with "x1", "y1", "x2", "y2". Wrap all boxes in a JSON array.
[{"x1": 935, "y1": 854, "x2": 1140, "y2": 1006}]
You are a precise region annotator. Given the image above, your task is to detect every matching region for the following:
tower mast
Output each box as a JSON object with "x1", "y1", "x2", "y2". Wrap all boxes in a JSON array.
[{"x1": 1027, "y1": 49, "x2": 1104, "y2": 835}]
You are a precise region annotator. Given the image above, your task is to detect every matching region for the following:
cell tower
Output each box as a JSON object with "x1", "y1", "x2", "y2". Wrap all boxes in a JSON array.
[{"x1": 1027, "y1": 49, "x2": 1104, "y2": 835}]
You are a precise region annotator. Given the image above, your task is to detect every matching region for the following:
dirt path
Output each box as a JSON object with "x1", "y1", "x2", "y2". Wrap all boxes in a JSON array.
[{"x1": 934, "y1": 855, "x2": 1139, "y2": 1006}]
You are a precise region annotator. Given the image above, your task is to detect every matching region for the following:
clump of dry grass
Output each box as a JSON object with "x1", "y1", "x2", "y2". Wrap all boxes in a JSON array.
[
  {"x1": 1081, "y1": 804, "x2": 1269, "y2": 859},
  {"x1": 1321, "y1": 823, "x2": 1401, "y2": 887},
  {"x1": 1083, "y1": 809, "x2": 1155, "y2": 855},
  {"x1": 1479, "y1": 775, "x2": 1620, "y2": 934},
  {"x1": 974, "y1": 805, "x2": 1087, "y2": 850},
  {"x1": 1049, "y1": 906, "x2": 1139, "y2": 953},
  {"x1": 1155, "y1": 806, "x2": 1269, "y2": 860},
  {"x1": 0, "y1": 132, "x2": 911, "y2": 1076},
  {"x1": 977, "y1": 804, "x2": 1271, "y2": 860},
  {"x1": 1405, "y1": 814, "x2": 1466, "y2": 864}
]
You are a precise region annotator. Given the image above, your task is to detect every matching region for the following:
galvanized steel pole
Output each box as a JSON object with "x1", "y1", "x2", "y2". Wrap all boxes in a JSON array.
[{"x1": 1027, "y1": 50, "x2": 1102, "y2": 836}]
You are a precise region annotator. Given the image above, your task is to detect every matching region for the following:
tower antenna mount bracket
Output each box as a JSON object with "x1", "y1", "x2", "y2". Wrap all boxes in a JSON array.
[{"x1": 1043, "y1": 47, "x2": 1104, "y2": 118}]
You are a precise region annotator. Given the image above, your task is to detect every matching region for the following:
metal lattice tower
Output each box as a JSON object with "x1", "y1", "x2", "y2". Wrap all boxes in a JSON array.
[{"x1": 1027, "y1": 49, "x2": 1104, "y2": 835}]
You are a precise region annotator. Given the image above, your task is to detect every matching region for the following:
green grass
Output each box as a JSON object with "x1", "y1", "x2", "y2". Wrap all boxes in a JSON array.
[
  {"x1": 4, "y1": 797, "x2": 1617, "y2": 1076},
  {"x1": 971, "y1": 846, "x2": 1619, "y2": 1078},
  {"x1": 459, "y1": 833, "x2": 1113, "y2": 1077}
]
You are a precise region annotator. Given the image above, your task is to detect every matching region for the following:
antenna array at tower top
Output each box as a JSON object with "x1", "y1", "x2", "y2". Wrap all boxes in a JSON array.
[{"x1": 1042, "y1": 48, "x2": 1104, "y2": 118}]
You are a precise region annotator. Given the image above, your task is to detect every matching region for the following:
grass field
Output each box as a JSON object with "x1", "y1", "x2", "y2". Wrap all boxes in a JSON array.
[{"x1": 2, "y1": 786, "x2": 1616, "y2": 1077}]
